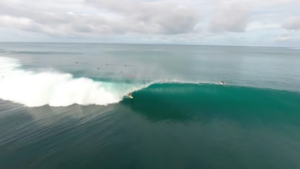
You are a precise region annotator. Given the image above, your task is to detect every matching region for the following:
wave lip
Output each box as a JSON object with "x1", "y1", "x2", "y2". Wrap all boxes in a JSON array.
[{"x1": 0, "y1": 56, "x2": 145, "y2": 107}]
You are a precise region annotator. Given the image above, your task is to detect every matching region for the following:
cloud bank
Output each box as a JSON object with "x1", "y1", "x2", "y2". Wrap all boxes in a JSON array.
[
  {"x1": 0, "y1": 0, "x2": 200, "y2": 36},
  {"x1": 0, "y1": 0, "x2": 299, "y2": 46}
]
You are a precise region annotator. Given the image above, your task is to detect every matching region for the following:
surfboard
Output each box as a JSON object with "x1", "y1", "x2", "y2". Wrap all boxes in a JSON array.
[{"x1": 128, "y1": 95, "x2": 133, "y2": 99}]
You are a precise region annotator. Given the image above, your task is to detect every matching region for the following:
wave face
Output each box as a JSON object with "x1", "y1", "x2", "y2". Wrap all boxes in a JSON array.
[
  {"x1": 0, "y1": 57, "x2": 146, "y2": 107},
  {"x1": 122, "y1": 83, "x2": 300, "y2": 122}
]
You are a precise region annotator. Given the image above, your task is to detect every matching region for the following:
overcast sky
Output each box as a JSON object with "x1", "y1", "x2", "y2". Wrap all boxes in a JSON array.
[{"x1": 0, "y1": 0, "x2": 300, "y2": 46}]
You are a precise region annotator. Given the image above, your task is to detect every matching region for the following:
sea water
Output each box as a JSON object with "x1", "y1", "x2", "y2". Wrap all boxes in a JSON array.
[{"x1": 0, "y1": 43, "x2": 300, "y2": 169}]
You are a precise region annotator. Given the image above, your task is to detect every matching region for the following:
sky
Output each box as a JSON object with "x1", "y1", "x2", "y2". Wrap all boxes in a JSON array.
[{"x1": 0, "y1": 0, "x2": 300, "y2": 46}]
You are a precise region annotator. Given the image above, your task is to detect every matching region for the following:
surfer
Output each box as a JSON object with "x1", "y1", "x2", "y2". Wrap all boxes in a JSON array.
[
  {"x1": 128, "y1": 92, "x2": 133, "y2": 99},
  {"x1": 221, "y1": 81, "x2": 225, "y2": 85}
]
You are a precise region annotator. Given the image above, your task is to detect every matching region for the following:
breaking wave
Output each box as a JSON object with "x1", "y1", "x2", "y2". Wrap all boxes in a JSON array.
[
  {"x1": 4, "y1": 56, "x2": 296, "y2": 111},
  {"x1": 0, "y1": 56, "x2": 147, "y2": 107}
]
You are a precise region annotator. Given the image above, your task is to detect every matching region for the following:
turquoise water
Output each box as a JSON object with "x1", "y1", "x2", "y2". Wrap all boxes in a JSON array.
[{"x1": 0, "y1": 43, "x2": 300, "y2": 169}]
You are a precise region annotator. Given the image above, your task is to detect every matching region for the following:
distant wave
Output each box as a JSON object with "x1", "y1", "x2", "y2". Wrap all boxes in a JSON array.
[
  {"x1": 0, "y1": 49, "x2": 6, "y2": 53},
  {"x1": 0, "y1": 56, "x2": 147, "y2": 107},
  {"x1": 9, "y1": 51, "x2": 82, "y2": 55}
]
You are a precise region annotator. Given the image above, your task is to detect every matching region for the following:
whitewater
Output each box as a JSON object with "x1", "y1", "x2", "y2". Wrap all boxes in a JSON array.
[{"x1": 0, "y1": 56, "x2": 148, "y2": 107}]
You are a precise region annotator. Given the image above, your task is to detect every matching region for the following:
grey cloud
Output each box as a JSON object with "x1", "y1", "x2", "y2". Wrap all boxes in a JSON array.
[
  {"x1": 85, "y1": 0, "x2": 201, "y2": 34},
  {"x1": 208, "y1": 4, "x2": 250, "y2": 33},
  {"x1": 282, "y1": 17, "x2": 300, "y2": 31}
]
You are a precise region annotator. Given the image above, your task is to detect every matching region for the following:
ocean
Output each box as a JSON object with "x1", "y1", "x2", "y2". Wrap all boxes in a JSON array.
[{"x1": 0, "y1": 43, "x2": 300, "y2": 169}]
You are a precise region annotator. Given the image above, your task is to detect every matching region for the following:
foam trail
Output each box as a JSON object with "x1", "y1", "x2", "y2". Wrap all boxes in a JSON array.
[{"x1": 0, "y1": 57, "x2": 146, "y2": 107}]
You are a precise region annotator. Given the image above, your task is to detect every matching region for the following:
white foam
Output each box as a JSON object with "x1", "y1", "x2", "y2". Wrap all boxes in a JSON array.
[{"x1": 0, "y1": 56, "x2": 146, "y2": 107}]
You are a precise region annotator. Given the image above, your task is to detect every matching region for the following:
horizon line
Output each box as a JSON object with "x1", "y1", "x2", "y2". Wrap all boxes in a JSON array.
[{"x1": 0, "y1": 42, "x2": 296, "y2": 48}]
